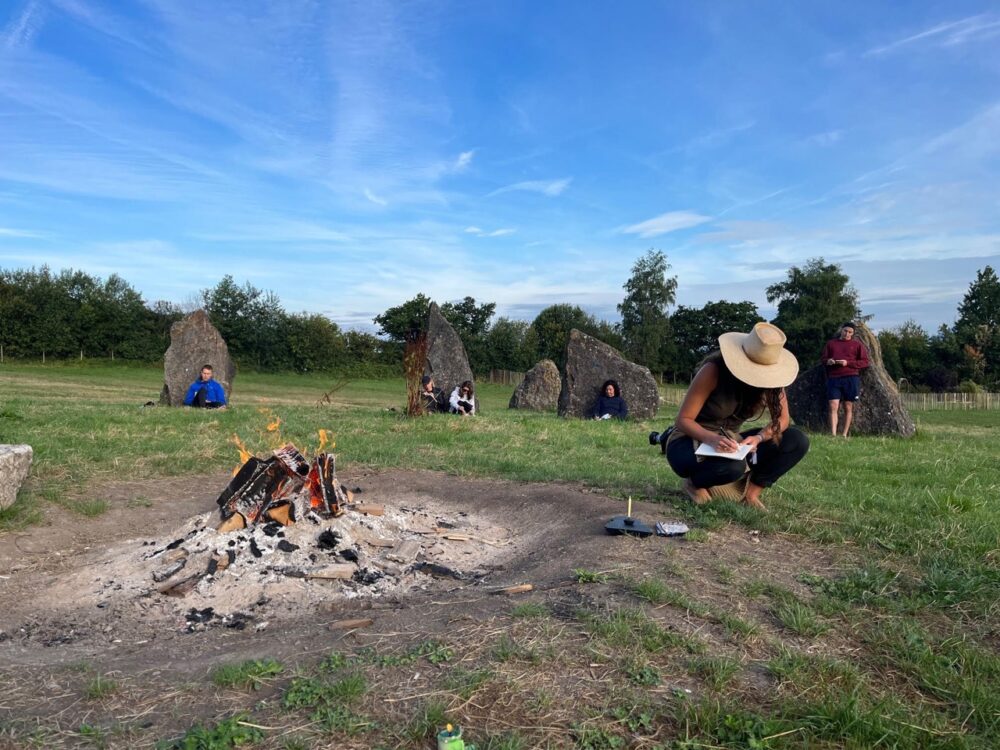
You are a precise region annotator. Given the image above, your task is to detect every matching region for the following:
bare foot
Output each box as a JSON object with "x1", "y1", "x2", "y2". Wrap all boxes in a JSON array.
[
  {"x1": 683, "y1": 478, "x2": 711, "y2": 505},
  {"x1": 743, "y1": 483, "x2": 768, "y2": 511}
]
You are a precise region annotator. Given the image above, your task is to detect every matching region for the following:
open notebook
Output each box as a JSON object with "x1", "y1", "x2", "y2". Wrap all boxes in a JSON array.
[{"x1": 695, "y1": 442, "x2": 753, "y2": 461}]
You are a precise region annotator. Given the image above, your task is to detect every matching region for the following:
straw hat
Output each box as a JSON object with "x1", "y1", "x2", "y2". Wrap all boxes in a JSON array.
[{"x1": 718, "y1": 322, "x2": 799, "y2": 388}]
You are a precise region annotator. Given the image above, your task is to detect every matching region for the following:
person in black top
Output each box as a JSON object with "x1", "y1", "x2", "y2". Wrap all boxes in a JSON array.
[
  {"x1": 590, "y1": 379, "x2": 628, "y2": 420},
  {"x1": 420, "y1": 375, "x2": 445, "y2": 413}
]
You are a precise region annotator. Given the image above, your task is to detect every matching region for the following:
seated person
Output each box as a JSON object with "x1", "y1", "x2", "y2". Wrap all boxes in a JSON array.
[
  {"x1": 665, "y1": 323, "x2": 809, "y2": 511},
  {"x1": 590, "y1": 379, "x2": 628, "y2": 420},
  {"x1": 449, "y1": 380, "x2": 476, "y2": 415},
  {"x1": 420, "y1": 375, "x2": 445, "y2": 413},
  {"x1": 183, "y1": 364, "x2": 227, "y2": 409}
]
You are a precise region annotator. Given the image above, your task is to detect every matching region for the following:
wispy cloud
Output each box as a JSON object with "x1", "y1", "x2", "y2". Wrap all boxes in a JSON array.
[
  {"x1": 806, "y1": 130, "x2": 844, "y2": 147},
  {"x1": 1, "y1": 0, "x2": 43, "y2": 50},
  {"x1": 465, "y1": 226, "x2": 515, "y2": 237},
  {"x1": 622, "y1": 211, "x2": 712, "y2": 238},
  {"x1": 0, "y1": 226, "x2": 46, "y2": 238},
  {"x1": 488, "y1": 178, "x2": 572, "y2": 198},
  {"x1": 864, "y1": 14, "x2": 1000, "y2": 57},
  {"x1": 364, "y1": 188, "x2": 387, "y2": 206}
]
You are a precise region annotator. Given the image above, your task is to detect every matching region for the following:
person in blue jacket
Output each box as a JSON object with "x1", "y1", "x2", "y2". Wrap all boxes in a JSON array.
[
  {"x1": 590, "y1": 379, "x2": 628, "y2": 420},
  {"x1": 184, "y1": 364, "x2": 227, "y2": 409}
]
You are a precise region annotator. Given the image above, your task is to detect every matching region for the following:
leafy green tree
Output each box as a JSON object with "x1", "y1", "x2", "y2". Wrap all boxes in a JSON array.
[
  {"x1": 373, "y1": 294, "x2": 433, "y2": 343},
  {"x1": 766, "y1": 258, "x2": 862, "y2": 364},
  {"x1": 483, "y1": 317, "x2": 536, "y2": 372},
  {"x1": 286, "y1": 313, "x2": 347, "y2": 373},
  {"x1": 671, "y1": 300, "x2": 762, "y2": 380},
  {"x1": 529, "y1": 304, "x2": 600, "y2": 368},
  {"x1": 617, "y1": 249, "x2": 677, "y2": 373},
  {"x1": 878, "y1": 320, "x2": 931, "y2": 386},
  {"x1": 954, "y1": 265, "x2": 999, "y2": 386},
  {"x1": 441, "y1": 296, "x2": 496, "y2": 374}
]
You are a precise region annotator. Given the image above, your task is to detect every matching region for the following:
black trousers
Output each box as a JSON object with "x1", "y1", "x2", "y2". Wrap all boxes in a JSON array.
[
  {"x1": 666, "y1": 426, "x2": 809, "y2": 489},
  {"x1": 191, "y1": 388, "x2": 224, "y2": 409}
]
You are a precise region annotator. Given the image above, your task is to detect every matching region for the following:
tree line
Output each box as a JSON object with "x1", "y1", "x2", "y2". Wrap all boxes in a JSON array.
[{"x1": 1, "y1": 259, "x2": 996, "y2": 389}]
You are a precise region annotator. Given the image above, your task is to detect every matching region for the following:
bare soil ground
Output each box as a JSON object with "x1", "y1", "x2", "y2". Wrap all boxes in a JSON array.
[{"x1": 0, "y1": 471, "x2": 853, "y2": 748}]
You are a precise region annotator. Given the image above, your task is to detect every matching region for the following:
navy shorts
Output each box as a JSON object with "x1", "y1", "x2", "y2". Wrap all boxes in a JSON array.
[{"x1": 827, "y1": 375, "x2": 860, "y2": 402}]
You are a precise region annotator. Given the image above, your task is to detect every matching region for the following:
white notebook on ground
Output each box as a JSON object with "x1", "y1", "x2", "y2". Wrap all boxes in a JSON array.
[{"x1": 695, "y1": 442, "x2": 752, "y2": 461}]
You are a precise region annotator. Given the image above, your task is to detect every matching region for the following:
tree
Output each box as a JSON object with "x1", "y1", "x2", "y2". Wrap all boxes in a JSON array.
[
  {"x1": 766, "y1": 258, "x2": 861, "y2": 364},
  {"x1": 482, "y1": 317, "x2": 535, "y2": 372},
  {"x1": 373, "y1": 294, "x2": 433, "y2": 343},
  {"x1": 441, "y1": 297, "x2": 496, "y2": 374},
  {"x1": 879, "y1": 320, "x2": 931, "y2": 386},
  {"x1": 529, "y1": 304, "x2": 599, "y2": 368},
  {"x1": 617, "y1": 249, "x2": 677, "y2": 373},
  {"x1": 954, "y1": 266, "x2": 999, "y2": 386},
  {"x1": 671, "y1": 300, "x2": 761, "y2": 380}
]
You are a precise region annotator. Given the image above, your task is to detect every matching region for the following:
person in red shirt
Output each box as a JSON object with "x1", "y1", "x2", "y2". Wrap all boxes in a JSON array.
[{"x1": 821, "y1": 322, "x2": 870, "y2": 437}]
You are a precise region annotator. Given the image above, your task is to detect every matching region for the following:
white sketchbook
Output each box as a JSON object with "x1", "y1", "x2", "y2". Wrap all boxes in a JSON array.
[{"x1": 695, "y1": 442, "x2": 752, "y2": 461}]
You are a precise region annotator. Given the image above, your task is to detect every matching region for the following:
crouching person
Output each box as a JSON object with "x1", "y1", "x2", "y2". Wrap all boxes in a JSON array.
[
  {"x1": 184, "y1": 364, "x2": 227, "y2": 409},
  {"x1": 665, "y1": 323, "x2": 808, "y2": 511}
]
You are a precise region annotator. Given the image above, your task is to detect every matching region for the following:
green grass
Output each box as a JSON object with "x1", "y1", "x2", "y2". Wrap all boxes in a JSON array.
[
  {"x1": 3, "y1": 362, "x2": 1000, "y2": 749},
  {"x1": 209, "y1": 659, "x2": 283, "y2": 690},
  {"x1": 84, "y1": 675, "x2": 119, "y2": 700}
]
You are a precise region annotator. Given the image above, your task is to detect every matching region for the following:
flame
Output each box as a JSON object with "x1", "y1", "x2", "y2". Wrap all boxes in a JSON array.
[
  {"x1": 231, "y1": 433, "x2": 252, "y2": 475},
  {"x1": 316, "y1": 428, "x2": 334, "y2": 454},
  {"x1": 266, "y1": 415, "x2": 282, "y2": 432}
]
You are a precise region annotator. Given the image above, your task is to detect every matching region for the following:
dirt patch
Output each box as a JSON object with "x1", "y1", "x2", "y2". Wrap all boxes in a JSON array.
[{"x1": 0, "y1": 470, "x2": 857, "y2": 746}]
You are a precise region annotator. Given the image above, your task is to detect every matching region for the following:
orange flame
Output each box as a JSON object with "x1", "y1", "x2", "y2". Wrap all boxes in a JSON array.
[
  {"x1": 316, "y1": 428, "x2": 334, "y2": 454},
  {"x1": 231, "y1": 433, "x2": 252, "y2": 475},
  {"x1": 266, "y1": 416, "x2": 282, "y2": 432}
]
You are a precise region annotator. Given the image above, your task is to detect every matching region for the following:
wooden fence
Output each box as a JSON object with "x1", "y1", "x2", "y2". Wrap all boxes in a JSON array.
[
  {"x1": 482, "y1": 369, "x2": 525, "y2": 386},
  {"x1": 900, "y1": 392, "x2": 1000, "y2": 410}
]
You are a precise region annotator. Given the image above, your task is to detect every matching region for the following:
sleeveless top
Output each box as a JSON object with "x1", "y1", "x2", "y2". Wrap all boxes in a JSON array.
[{"x1": 667, "y1": 367, "x2": 763, "y2": 447}]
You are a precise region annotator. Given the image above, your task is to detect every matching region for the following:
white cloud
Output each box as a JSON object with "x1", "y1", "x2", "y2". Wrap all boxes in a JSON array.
[
  {"x1": 622, "y1": 211, "x2": 712, "y2": 238},
  {"x1": 488, "y1": 178, "x2": 572, "y2": 198},
  {"x1": 464, "y1": 226, "x2": 516, "y2": 237},
  {"x1": 0, "y1": 226, "x2": 45, "y2": 238},
  {"x1": 454, "y1": 150, "x2": 474, "y2": 170},
  {"x1": 364, "y1": 188, "x2": 387, "y2": 206},
  {"x1": 806, "y1": 130, "x2": 844, "y2": 147},
  {"x1": 864, "y1": 15, "x2": 1000, "y2": 57},
  {"x1": 1, "y1": 0, "x2": 43, "y2": 50}
]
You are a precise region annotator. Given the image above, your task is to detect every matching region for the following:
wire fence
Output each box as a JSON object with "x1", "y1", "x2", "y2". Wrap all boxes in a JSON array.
[{"x1": 900, "y1": 392, "x2": 1000, "y2": 410}]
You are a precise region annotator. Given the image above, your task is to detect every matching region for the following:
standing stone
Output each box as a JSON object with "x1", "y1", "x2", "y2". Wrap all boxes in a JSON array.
[
  {"x1": 786, "y1": 322, "x2": 915, "y2": 437},
  {"x1": 424, "y1": 303, "x2": 476, "y2": 412},
  {"x1": 159, "y1": 310, "x2": 236, "y2": 407},
  {"x1": 509, "y1": 359, "x2": 560, "y2": 411},
  {"x1": 558, "y1": 329, "x2": 660, "y2": 419},
  {"x1": 0, "y1": 444, "x2": 32, "y2": 511}
]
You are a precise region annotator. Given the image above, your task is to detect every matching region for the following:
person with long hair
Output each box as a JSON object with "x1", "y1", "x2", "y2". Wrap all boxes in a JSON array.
[
  {"x1": 665, "y1": 323, "x2": 809, "y2": 510},
  {"x1": 449, "y1": 380, "x2": 476, "y2": 415},
  {"x1": 590, "y1": 379, "x2": 628, "y2": 420}
]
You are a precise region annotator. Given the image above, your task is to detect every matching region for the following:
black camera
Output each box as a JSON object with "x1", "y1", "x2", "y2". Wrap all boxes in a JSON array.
[{"x1": 648, "y1": 427, "x2": 673, "y2": 454}]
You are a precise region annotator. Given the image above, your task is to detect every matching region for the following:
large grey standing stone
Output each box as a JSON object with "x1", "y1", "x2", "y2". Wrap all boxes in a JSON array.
[
  {"x1": 424, "y1": 303, "x2": 477, "y2": 411},
  {"x1": 558, "y1": 329, "x2": 660, "y2": 419},
  {"x1": 0, "y1": 444, "x2": 32, "y2": 510},
  {"x1": 787, "y1": 322, "x2": 915, "y2": 437},
  {"x1": 159, "y1": 309, "x2": 236, "y2": 406},
  {"x1": 509, "y1": 359, "x2": 560, "y2": 410}
]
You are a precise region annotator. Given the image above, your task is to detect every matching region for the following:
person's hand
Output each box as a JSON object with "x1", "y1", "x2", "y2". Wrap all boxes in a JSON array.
[
  {"x1": 837, "y1": 359, "x2": 848, "y2": 366},
  {"x1": 707, "y1": 433, "x2": 739, "y2": 453},
  {"x1": 826, "y1": 358, "x2": 836, "y2": 366},
  {"x1": 739, "y1": 434, "x2": 763, "y2": 452}
]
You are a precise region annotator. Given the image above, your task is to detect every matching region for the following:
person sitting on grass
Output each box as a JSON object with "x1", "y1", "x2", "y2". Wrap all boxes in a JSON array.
[
  {"x1": 449, "y1": 380, "x2": 476, "y2": 416},
  {"x1": 420, "y1": 375, "x2": 445, "y2": 413},
  {"x1": 183, "y1": 364, "x2": 227, "y2": 409},
  {"x1": 590, "y1": 379, "x2": 628, "y2": 420},
  {"x1": 664, "y1": 322, "x2": 808, "y2": 511}
]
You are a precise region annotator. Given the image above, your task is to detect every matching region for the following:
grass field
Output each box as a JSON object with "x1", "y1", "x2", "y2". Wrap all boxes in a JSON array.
[{"x1": 1, "y1": 362, "x2": 998, "y2": 748}]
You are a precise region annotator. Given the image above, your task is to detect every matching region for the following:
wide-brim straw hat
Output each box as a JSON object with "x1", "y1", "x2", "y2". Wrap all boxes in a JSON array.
[{"x1": 718, "y1": 322, "x2": 799, "y2": 388}]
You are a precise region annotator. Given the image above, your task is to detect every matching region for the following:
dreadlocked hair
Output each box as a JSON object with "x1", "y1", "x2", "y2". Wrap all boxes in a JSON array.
[{"x1": 701, "y1": 352, "x2": 783, "y2": 445}]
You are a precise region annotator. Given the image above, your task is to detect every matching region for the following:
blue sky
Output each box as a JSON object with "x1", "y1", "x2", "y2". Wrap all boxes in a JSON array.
[{"x1": 1, "y1": 1, "x2": 998, "y2": 333}]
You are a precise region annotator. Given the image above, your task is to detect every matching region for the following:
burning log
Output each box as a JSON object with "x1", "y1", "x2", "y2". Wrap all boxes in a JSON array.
[{"x1": 217, "y1": 444, "x2": 352, "y2": 531}]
